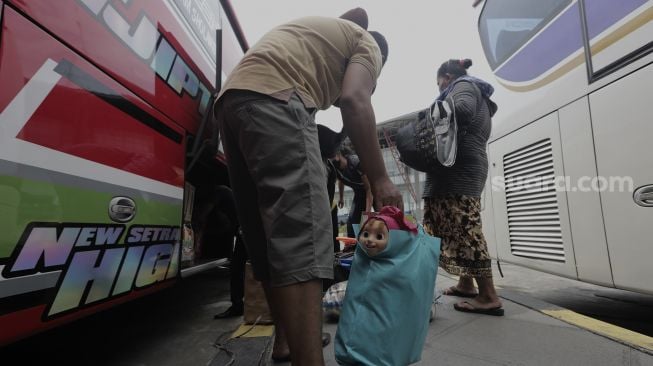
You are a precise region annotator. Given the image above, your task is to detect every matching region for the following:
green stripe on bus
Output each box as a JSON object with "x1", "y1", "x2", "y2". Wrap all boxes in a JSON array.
[{"x1": 0, "y1": 175, "x2": 182, "y2": 258}]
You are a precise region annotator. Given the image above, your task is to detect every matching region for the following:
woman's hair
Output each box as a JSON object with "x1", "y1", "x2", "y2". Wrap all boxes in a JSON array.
[
  {"x1": 437, "y1": 58, "x2": 473, "y2": 79},
  {"x1": 368, "y1": 31, "x2": 388, "y2": 65}
]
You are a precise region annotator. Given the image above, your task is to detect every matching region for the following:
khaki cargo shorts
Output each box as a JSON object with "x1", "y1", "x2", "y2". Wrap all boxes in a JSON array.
[{"x1": 216, "y1": 90, "x2": 334, "y2": 287}]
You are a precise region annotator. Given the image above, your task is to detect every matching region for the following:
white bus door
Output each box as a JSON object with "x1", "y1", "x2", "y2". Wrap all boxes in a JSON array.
[{"x1": 590, "y1": 63, "x2": 653, "y2": 294}]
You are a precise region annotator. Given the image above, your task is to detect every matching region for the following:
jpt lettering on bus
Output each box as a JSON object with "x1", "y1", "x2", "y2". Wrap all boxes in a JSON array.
[
  {"x1": 78, "y1": 0, "x2": 212, "y2": 115},
  {"x1": 2, "y1": 223, "x2": 181, "y2": 318}
]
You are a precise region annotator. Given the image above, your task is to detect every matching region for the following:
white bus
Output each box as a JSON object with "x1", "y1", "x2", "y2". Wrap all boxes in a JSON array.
[{"x1": 476, "y1": 0, "x2": 653, "y2": 294}]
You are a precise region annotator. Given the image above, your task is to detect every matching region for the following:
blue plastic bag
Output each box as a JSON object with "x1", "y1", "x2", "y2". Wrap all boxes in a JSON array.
[{"x1": 335, "y1": 224, "x2": 440, "y2": 365}]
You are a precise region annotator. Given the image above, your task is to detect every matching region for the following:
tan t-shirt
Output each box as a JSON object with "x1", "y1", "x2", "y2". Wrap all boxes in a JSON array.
[{"x1": 218, "y1": 16, "x2": 382, "y2": 110}]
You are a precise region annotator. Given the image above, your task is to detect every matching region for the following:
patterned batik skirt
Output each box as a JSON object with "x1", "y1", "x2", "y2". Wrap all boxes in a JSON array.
[{"x1": 423, "y1": 195, "x2": 492, "y2": 278}]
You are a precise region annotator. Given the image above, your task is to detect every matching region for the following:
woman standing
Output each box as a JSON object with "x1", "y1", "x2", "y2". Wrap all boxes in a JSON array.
[{"x1": 423, "y1": 58, "x2": 503, "y2": 315}]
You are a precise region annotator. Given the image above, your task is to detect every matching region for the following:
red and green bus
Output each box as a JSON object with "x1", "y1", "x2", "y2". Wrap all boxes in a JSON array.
[{"x1": 0, "y1": 0, "x2": 247, "y2": 345}]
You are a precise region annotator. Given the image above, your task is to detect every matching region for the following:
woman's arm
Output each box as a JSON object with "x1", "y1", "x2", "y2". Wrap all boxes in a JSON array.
[
  {"x1": 338, "y1": 179, "x2": 345, "y2": 208},
  {"x1": 340, "y1": 63, "x2": 403, "y2": 211},
  {"x1": 447, "y1": 81, "x2": 478, "y2": 124}
]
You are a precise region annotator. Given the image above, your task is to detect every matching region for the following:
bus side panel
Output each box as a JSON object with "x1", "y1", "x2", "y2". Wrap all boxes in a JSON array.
[
  {"x1": 590, "y1": 63, "x2": 653, "y2": 294},
  {"x1": 8, "y1": 0, "x2": 217, "y2": 133},
  {"x1": 558, "y1": 98, "x2": 613, "y2": 287},
  {"x1": 480, "y1": 174, "x2": 500, "y2": 260},
  {"x1": 488, "y1": 113, "x2": 578, "y2": 279},
  {"x1": 0, "y1": 8, "x2": 183, "y2": 345}
]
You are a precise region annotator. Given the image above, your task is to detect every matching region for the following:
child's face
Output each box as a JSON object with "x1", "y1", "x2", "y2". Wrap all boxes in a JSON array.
[{"x1": 359, "y1": 219, "x2": 388, "y2": 256}]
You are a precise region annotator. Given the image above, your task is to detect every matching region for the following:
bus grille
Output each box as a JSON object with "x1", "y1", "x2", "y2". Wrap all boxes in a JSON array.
[{"x1": 503, "y1": 139, "x2": 565, "y2": 262}]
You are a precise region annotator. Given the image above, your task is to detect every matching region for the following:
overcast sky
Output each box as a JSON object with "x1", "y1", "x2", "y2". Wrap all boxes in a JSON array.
[{"x1": 230, "y1": 0, "x2": 498, "y2": 132}]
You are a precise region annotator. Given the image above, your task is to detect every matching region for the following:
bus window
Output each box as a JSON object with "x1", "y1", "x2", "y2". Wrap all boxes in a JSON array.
[
  {"x1": 582, "y1": 0, "x2": 653, "y2": 80},
  {"x1": 479, "y1": 0, "x2": 572, "y2": 69}
]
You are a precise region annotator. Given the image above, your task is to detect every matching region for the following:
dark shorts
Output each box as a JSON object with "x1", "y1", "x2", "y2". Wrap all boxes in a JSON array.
[{"x1": 216, "y1": 91, "x2": 334, "y2": 287}]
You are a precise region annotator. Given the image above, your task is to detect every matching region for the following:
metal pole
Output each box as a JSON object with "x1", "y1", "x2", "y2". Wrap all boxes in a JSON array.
[{"x1": 216, "y1": 28, "x2": 222, "y2": 92}]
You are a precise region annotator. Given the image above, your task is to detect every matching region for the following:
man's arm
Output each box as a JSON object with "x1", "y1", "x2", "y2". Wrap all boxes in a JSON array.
[
  {"x1": 338, "y1": 63, "x2": 403, "y2": 211},
  {"x1": 362, "y1": 175, "x2": 373, "y2": 212},
  {"x1": 338, "y1": 179, "x2": 345, "y2": 208}
]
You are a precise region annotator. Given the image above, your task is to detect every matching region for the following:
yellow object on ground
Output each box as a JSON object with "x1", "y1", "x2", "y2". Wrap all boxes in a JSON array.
[{"x1": 231, "y1": 324, "x2": 275, "y2": 338}]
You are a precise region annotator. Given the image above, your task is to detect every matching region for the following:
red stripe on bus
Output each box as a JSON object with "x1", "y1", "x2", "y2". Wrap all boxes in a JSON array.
[
  {"x1": 0, "y1": 10, "x2": 185, "y2": 188},
  {"x1": 9, "y1": 0, "x2": 218, "y2": 134}
]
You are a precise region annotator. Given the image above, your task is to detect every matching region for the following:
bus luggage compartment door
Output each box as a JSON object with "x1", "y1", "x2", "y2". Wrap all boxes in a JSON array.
[
  {"x1": 589, "y1": 63, "x2": 653, "y2": 294},
  {"x1": 488, "y1": 112, "x2": 578, "y2": 279}
]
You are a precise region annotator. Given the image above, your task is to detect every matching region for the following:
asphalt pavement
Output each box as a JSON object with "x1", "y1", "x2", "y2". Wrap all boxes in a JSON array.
[{"x1": 3, "y1": 265, "x2": 653, "y2": 365}]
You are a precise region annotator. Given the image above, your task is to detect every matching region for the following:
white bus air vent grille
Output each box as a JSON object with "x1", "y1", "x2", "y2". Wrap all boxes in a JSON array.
[{"x1": 503, "y1": 139, "x2": 565, "y2": 262}]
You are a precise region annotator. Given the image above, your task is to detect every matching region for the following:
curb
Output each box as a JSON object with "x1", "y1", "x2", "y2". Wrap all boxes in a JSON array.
[
  {"x1": 499, "y1": 289, "x2": 653, "y2": 355},
  {"x1": 438, "y1": 272, "x2": 653, "y2": 355}
]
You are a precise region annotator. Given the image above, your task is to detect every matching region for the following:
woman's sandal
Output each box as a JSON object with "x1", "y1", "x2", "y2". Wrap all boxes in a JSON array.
[
  {"x1": 442, "y1": 286, "x2": 478, "y2": 298},
  {"x1": 453, "y1": 301, "x2": 504, "y2": 316}
]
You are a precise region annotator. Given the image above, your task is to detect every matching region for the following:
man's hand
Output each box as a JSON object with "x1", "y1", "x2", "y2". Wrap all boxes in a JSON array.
[
  {"x1": 338, "y1": 199, "x2": 344, "y2": 209},
  {"x1": 371, "y1": 177, "x2": 403, "y2": 211}
]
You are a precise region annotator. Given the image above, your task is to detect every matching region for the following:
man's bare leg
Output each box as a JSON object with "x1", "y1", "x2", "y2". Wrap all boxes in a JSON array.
[
  {"x1": 264, "y1": 280, "x2": 325, "y2": 366},
  {"x1": 262, "y1": 283, "x2": 289, "y2": 359},
  {"x1": 270, "y1": 319, "x2": 289, "y2": 360}
]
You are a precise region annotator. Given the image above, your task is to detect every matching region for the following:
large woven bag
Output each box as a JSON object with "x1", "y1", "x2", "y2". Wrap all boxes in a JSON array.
[{"x1": 395, "y1": 98, "x2": 458, "y2": 172}]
